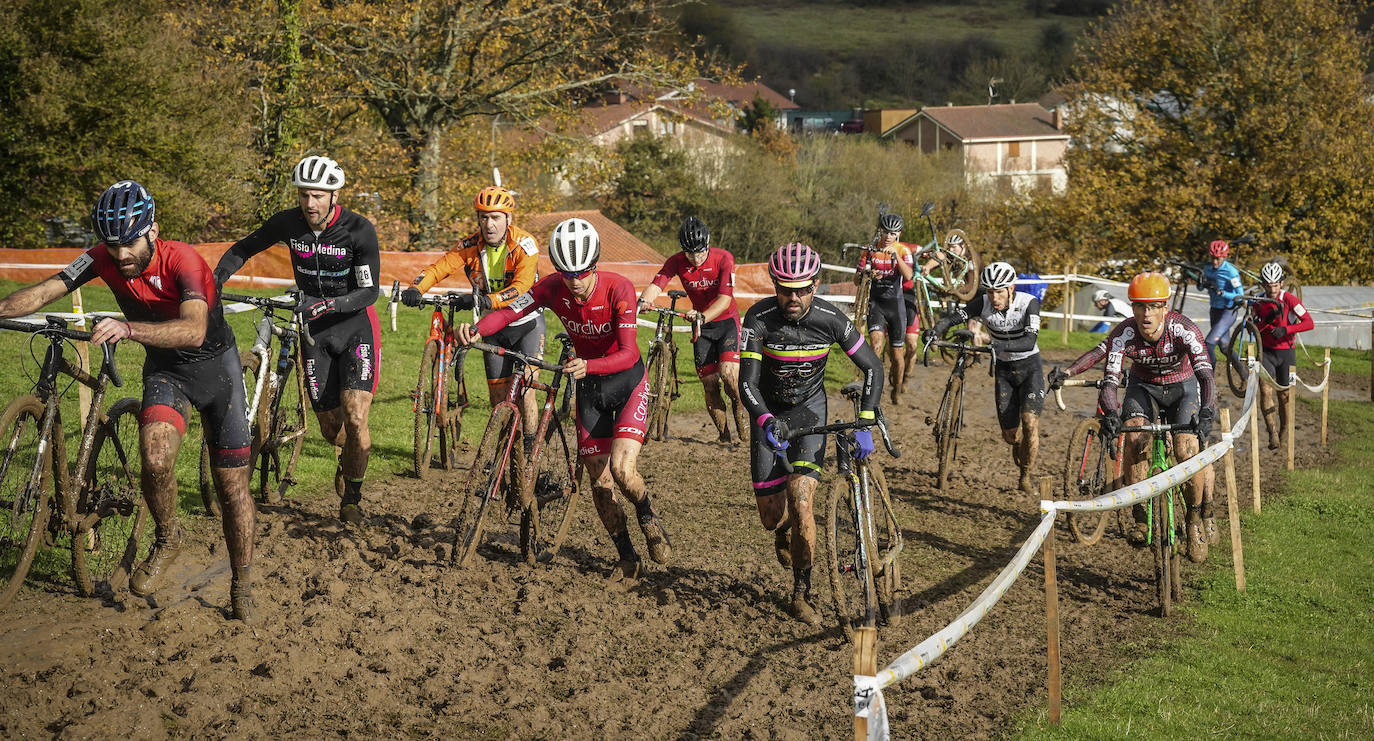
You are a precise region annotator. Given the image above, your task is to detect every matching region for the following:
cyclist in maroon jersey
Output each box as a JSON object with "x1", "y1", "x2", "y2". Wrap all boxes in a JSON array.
[
  {"x1": 1049, "y1": 272, "x2": 1217, "y2": 562},
  {"x1": 0, "y1": 181, "x2": 256, "y2": 621},
  {"x1": 638, "y1": 216, "x2": 749, "y2": 443},
  {"x1": 1253, "y1": 261, "x2": 1315, "y2": 450},
  {"x1": 458, "y1": 218, "x2": 672, "y2": 582}
]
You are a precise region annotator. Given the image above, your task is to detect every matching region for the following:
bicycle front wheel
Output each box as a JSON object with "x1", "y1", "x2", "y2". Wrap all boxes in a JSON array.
[
  {"x1": 935, "y1": 375, "x2": 964, "y2": 490},
  {"x1": 645, "y1": 341, "x2": 672, "y2": 442},
  {"x1": 72, "y1": 397, "x2": 148, "y2": 597},
  {"x1": 414, "y1": 340, "x2": 442, "y2": 478},
  {"x1": 520, "y1": 410, "x2": 579, "y2": 565},
  {"x1": 826, "y1": 477, "x2": 877, "y2": 638},
  {"x1": 0, "y1": 395, "x2": 54, "y2": 611},
  {"x1": 1152, "y1": 491, "x2": 1174, "y2": 617},
  {"x1": 260, "y1": 348, "x2": 308, "y2": 502},
  {"x1": 1224, "y1": 320, "x2": 1259, "y2": 398},
  {"x1": 1064, "y1": 417, "x2": 1111, "y2": 545},
  {"x1": 452, "y1": 405, "x2": 517, "y2": 568},
  {"x1": 867, "y1": 464, "x2": 902, "y2": 624}
]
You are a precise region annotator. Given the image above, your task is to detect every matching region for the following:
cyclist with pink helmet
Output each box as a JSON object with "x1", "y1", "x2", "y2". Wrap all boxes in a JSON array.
[
  {"x1": 739, "y1": 242, "x2": 884, "y2": 624},
  {"x1": 1200, "y1": 239, "x2": 1245, "y2": 367}
]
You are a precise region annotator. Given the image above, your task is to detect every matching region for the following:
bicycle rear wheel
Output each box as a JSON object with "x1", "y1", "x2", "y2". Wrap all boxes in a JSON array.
[
  {"x1": 0, "y1": 396, "x2": 54, "y2": 611},
  {"x1": 826, "y1": 477, "x2": 877, "y2": 638},
  {"x1": 414, "y1": 340, "x2": 442, "y2": 478},
  {"x1": 645, "y1": 341, "x2": 672, "y2": 442},
  {"x1": 1224, "y1": 320, "x2": 1259, "y2": 398},
  {"x1": 935, "y1": 375, "x2": 964, "y2": 490},
  {"x1": 867, "y1": 464, "x2": 902, "y2": 624},
  {"x1": 72, "y1": 397, "x2": 148, "y2": 596},
  {"x1": 520, "y1": 410, "x2": 579, "y2": 565},
  {"x1": 1064, "y1": 417, "x2": 1111, "y2": 545},
  {"x1": 452, "y1": 405, "x2": 517, "y2": 568},
  {"x1": 260, "y1": 348, "x2": 308, "y2": 502}
]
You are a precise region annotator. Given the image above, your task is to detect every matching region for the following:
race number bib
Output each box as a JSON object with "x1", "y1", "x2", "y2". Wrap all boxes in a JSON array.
[
  {"x1": 355, "y1": 264, "x2": 374, "y2": 288},
  {"x1": 62, "y1": 253, "x2": 94, "y2": 282}
]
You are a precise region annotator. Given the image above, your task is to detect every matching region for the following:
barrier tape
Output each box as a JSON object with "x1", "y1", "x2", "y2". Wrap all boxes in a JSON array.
[{"x1": 1256, "y1": 355, "x2": 1332, "y2": 394}]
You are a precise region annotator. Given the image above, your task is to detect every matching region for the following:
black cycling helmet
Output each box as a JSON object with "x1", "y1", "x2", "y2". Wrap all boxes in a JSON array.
[
  {"x1": 879, "y1": 212, "x2": 904, "y2": 233},
  {"x1": 678, "y1": 216, "x2": 710, "y2": 253},
  {"x1": 91, "y1": 180, "x2": 156, "y2": 246}
]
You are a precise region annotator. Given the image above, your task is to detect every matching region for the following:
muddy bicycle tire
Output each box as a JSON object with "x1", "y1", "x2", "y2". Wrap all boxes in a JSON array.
[
  {"x1": 645, "y1": 340, "x2": 674, "y2": 442},
  {"x1": 0, "y1": 395, "x2": 54, "y2": 611},
  {"x1": 1224, "y1": 319, "x2": 1260, "y2": 398},
  {"x1": 72, "y1": 397, "x2": 148, "y2": 597},
  {"x1": 414, "y1": 340, "x2": 444, "y2": 478},
  {"x1": 1064, "y1": 417, "x2": 1111, "y2": 545},
  {"x1": 932, "y1": 229, "x2": 982, "y2": 302},
  {"x1": 257, "y1": 345, "x2": 308, "y2": 503},
  {"x1": 520, "y1": 409, "x2": 579, "y2": 565},
  {"x1": 453, "y1": 405, "x2": 517, "y2": 568},
  {"x1": 1152, "y1": 489, "x2": 1186, "y2": 617},
  {"x1": 935, "y1": 375, "x2": 964, "y2": 490},
  {"x1": 826, "y1": 476, "x2": 879, "y2": 639},
  {"x1": 867, "y1": 464, "x2": 902, "y2": 625}
]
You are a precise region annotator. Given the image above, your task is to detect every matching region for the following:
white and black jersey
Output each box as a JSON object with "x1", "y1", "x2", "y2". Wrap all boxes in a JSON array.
[{"x1": 948, "y1": 291, "x2": 1042, "y2": 362}]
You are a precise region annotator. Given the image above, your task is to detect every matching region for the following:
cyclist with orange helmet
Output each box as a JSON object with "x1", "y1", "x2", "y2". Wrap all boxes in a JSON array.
[
  {"x1": 1049, "y1": 272, "x2": 1217, "y2": 562},
  {"x1": 401, "y1": 185, "x2": 545, "y2": 453},
  {"x1": 1200, "y1": 239, "x2": 1246, "y2": 367}
]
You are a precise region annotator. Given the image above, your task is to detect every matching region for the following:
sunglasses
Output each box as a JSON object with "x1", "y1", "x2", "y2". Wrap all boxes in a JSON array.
[
  {"x1": 560, "y1": 268, "x2": 594, "y2": 280},
  {"x1": 774, "y1": 283, "x2": 815, "y2": 296}
]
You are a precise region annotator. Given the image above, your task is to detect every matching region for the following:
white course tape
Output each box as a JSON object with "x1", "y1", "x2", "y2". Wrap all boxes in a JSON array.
[
  {"x1": 1256, "y1": 356, "x2": 1331, "y2": 394},
  {"x1": 853, "y1": 674, "x2": 890, "y2": 741}
]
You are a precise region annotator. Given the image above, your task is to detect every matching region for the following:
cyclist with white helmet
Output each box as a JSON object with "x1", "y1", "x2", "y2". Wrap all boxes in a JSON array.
[
  {"x1": 740, "y1": 242, "x2": 884, "y2": 625},
  {"x1": 638, "y1": 216, "x2": 749, "y2": 443},
  {"x1": 1253, "y1": 261, "x2": 1314, "y2": 449},
  {"x1": 855, "y1": 211, "x2": 913, "y2": 402},
  {"x1": 214, "y1": 155, "x2": 381, "y2": 525},
  {"x1": 927, "y1": 261, "x2": 1045, "y2": 494},
  {"x1": 1200, "y1": 239, "x2": 1246, "y2": 367},
  {"x1": 0, "y1": 181, "x2": 257, "y2": 621},
  {"x1": 1088, "y1": 288, "x2": 1131, "y2": 333},
  {"x1": 458, "y1": 218, "x2": 672, "y2": 582},
  {"x1": 401, "y1": 185, "x2": 544, "y2": 453}
]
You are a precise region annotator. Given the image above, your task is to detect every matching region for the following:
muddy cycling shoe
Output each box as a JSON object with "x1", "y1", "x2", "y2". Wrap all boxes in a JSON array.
[
  {"x1": 1186, "y1": 518, "x2": 1208, "y2": 563},
  {"x1": 638, "y1": 516, "x2": 673, "y2": 565},
  {"x1": 1126, "y1": 521, "x2": 1149, "y2": 548},
  {"x1": 774, "y1": 527, "x2": 792, "y2": 569},
  {"x1": 129, "y1": 527, "x2": 185, "y2": 597},
  {"x1": 1203, "y1": 516, "x2": 1219, "y2": 546},
  {"x1": 339, "y1": 501, "x2": 364, "y2": 525},
  {"x1": 607, "y1": 557, "x2": 641, "y2": 583},
  {"x1": 789, "y1": 594, "x2": 821, "y2": 626},
  {"x1": 230, "y1": 567, "x2": 255, "y2": 624},
  {"x1": 1018, "y1": 470, "x2": 1035, "y2": 495}
]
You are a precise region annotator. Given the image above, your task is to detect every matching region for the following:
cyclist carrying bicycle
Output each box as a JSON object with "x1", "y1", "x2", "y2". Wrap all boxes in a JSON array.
[
  {"x1": 401, "y1": 185, "x2": 544, "y2": 455},
  {"x1": 214, "y1": 155, "x2": 381, "y2": 525},
  {"x1": 855, "y1": 212, "x2": 912, "y2": 402},
  {"x1": 1048, "y1": 272, "x2": 1217, "y2": 562},
  {"x1": 741, "y1": 242, "x2": 884, "y2": 625},
  {"x1": 0, "y1": 181, "x2": 256, "y2": 621},
  {"x1": 458, "y1": 218, "x2": 672, "y2": 582},
  {"x1": 926, "y1": 261, "x2": 1045, "y2": 494},
  {"x1": 1200, "y1": 239, "x2": 1246, "y2": 367},
  {"x1": 1253, "y1": 261, "x2": 1314, "y2": 450},
  {"x1": 637, "y1": 216, "x2": 749, "y2": 443}
]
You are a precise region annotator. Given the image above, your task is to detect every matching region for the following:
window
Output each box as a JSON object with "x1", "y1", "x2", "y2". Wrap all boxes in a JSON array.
[
  {"x1": 1008, "y1": 141, "x2": 1021, "y2": 158},
  {"x1": 632, "y1": 120, "x2": 649, "y2": 137}
]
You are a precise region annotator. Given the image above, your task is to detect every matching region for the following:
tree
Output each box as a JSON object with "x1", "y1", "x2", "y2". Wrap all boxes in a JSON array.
[
  {"x1": 605, "y1": 133, "x2": 706, "y2": 244},
  {"x1": 1047, "y1": 0, "x2": 1374, "y2": 283}
]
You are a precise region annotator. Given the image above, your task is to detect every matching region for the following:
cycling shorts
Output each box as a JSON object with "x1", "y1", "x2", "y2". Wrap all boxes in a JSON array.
[
  {"x1": 1122, "y1": 376, "x2": 1201, "y2": 428},
  {"x1": 994, "y1": 354, "x2": 1045, "y2": 430},
  {"x1": 865, "y1": 297, "x2": 906, "y2": 347},
  {"x1": 483, "y1": 312, "x2": 545, "y2": 381},
  {"x1": 904, "y1": 297, "x2": 920, "y2": 334},
  {"x1": 575, "y1": 360, "x2": 650, "y2": 457},
  {"x1": 139, "y1": 347, "x2": 251, "y2": 468},
  {"x1": 693, "y1": 316, "x2": 741, "y2": 378},
  {"x1": 750, "y1": 393, "x2": 827, "y2": 496},
  {"x1": 302, "y1": 306, "x2": 381, "y2": 411},
  {"x1": 1261, "y1": 346, "x2": 1296, "y2": 387}
]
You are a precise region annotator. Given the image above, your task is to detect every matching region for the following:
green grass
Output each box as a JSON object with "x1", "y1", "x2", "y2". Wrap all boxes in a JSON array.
[{"x1": 1016, "y1": 399, "x2": 1374, "y2": 739}]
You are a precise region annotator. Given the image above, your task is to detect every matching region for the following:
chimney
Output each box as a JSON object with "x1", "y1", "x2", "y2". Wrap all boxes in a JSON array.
[{"x1": 1052, "y1": 109, "x2": 1062, "y2": 130}]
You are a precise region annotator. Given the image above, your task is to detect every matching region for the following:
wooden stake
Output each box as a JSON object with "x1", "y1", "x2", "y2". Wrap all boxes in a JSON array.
[
  {"x1": 1040, "y1": 477, "x2": 1062, "y2": 725},
  {"x1": 1321, "y1": 348, "x2": 1330, "y2": 448},
  {"x1": 853, "y1": 626, "x2": 879, "y2": 740},
  {"x1": 1220, "y1": 408, "x2": 1246, "y2": 592},
  {"x1": 72, "y1": 288, "x2": 92, "y2": 427},
  {"x1": 1248, "y1": 347, "x2": 1262, "y2": 514},
  {"x1": 1286, "y1": 365, "x2": 1296, "y2": 471}
]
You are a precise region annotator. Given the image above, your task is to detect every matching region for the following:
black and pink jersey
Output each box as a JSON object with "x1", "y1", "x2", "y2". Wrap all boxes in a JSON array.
[
  {"x1": 650, "y1": 248, "x2": 738, "y2": 320},
  {"x1": 57, "y1": 239, "x2": 234, "y2": 366},
  {"x1": 1066, "y1": 312, "x2": 1215, "y2": 414},
  {"x1": 476, "y1": 271, "x2": 640, "y2": 376}
]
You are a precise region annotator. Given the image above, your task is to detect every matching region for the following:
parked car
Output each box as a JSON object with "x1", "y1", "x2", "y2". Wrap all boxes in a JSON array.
[{"x1": 839, "y1": 119, "x2": 865, "y2": 134}]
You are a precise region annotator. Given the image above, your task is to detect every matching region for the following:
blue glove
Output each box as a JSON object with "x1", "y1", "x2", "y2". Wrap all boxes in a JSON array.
[
  {"x1": 759, "y1": 414, "x2": 788, "y2": 453},
  {"x1": 297, "y1": 294, "x2": 336, "y2": 322},
  {"x1": 853, "y1": 428, "x2": 875, "y2": 460}
]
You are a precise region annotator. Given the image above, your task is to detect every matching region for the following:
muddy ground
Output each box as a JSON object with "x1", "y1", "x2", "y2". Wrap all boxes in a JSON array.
[{"x1": 0, "y1": 348, "x2": 1340, "y2": 739}]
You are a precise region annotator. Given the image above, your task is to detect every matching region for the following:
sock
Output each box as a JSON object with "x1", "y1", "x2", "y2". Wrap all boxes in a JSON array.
[
  {"x1": 611, "y1": 530, "x2": 637, "y2": 561},
  {"x1": 633, "y1": 495, "x2": 656, "y2": 525},
  {"x1": 342, "y1": 477, "x2": 363, "y2": 505}
]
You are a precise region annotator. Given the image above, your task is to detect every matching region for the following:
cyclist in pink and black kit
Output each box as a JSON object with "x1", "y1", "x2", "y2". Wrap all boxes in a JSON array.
[
  {"x1": 638, "y1": 216, "x2": 749, "y2": 443},
  {"x1": 1253, "y1": 261, "x2": 1314, "y2": 450},
  {"x1": 459, "y1": 218, "x2": 671, "y2": 583},
  {"x1": 1048, "y1": 272, "x2": 1217, "y2": 562}
]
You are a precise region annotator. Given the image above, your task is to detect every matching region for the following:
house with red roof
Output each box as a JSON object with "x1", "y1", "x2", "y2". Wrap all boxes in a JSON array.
[{"x1": 884, "y1": 103, "x2": 1070, "y2": 193}]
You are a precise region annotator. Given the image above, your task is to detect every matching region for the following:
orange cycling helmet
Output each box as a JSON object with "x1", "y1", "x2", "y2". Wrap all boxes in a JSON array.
[
  {"x1": 474, "y1": 185, "x2": 515, "y2": 213},
  {"x1": 1127, "y1": 272, "x2": 1171, "y2": 303}
]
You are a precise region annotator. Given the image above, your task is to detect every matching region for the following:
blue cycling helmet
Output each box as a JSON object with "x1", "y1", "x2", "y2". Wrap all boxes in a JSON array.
[{"x1": 91, "y1": 180, "x2": 156, "y2": 245}]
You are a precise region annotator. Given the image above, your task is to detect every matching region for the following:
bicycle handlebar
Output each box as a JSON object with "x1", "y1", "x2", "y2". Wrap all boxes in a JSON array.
[
  {"x1": 468, "y1": 340, "x2": 564, "y2": 373},
  {"x1": 0, "y1": 317, "x2": 122, "y2": 387},
  {"x1": 921, "y1": 330, "x2": 996, "y2": 368},
  {"x1": 222, "y1": 292, "x2": 298, "y2": 310},
  {"x1": 1051, "y1": 377, "x2": 1104, "y2": 411},
  {"x1": 639, "y1": 304, "x2": 703, "y2": 341}
]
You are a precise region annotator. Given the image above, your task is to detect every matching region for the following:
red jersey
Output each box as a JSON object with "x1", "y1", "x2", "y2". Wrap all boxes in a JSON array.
[
  {"x1": 650, "y1": 248, "x2": 737, "y2": 319},
  {"x1": 1253, "y1": 291, "x2": 1314, "y2": 350},
  {"x1": 857, "y1": 244, "x2": 911, "y2": 300},
  {"x1": 476, "y1": 271, "x2": 640, "y2": 376},
  {"x1": 1066, "y1": 312, "x2": 1216, "y2": 414}
]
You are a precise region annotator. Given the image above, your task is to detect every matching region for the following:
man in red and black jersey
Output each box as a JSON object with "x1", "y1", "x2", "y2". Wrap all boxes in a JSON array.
[
  {"x1": 459, "y1": 218, "x2": 673, "y2": 583},
  {"x1": 0, "y1": 181, "x2": 256, "y2": 621},
  {"x1": 1253, "y1": 261, "x2": 1315, "y2": 449},
  {"x1": 638, "y1": 216, "x2": 749, "y2": 443},
  {"x1": 214, "y1": 156, "x2": 381, "y2": 525}
]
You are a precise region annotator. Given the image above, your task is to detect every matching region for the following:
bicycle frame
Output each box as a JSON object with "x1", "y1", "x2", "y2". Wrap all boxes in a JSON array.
[
  {"x1": 416, "y1": 295, "x2": 466, "y2": 417},
  {"x1": 1120, "y1": 419, "x2": 1193, "y2": 547}
]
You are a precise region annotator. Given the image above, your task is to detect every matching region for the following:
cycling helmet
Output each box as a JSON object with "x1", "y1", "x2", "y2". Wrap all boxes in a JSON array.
[
  {"x1": 1127, "y1": 272, "x2": 1171, "y2": 302},
  {"x1": 549, "y1": 218, "x2": 600, "y2": 273},
  {"x1": 878, "y1": 212, "x2": 904, "y2": 233},
  {"x1": 1092, "y1": 289, "x2": 1112, "y2": 303},
  {"x1": 1260, "y1": 261, "x2": 1284, "y2": 283},
  {"x1": 1208, "y1": 239, "x2": 1229, "y2": 258},
  {"x1": 678, "y1": 216, "x2": 709, "y2": 253},
  {"x1": 768, "y1": 242, "x2": 821, "y2": 287},
  {"x1": 474, "y1": 185, "x2": 515, "y2": 213},
  {"x1": 91, "y1": 180, "x2": 156, "y2": 245},
  {"x1": 291, "y1": 155, "x2": 345, "y2": 191},
  {"x1": 980, "y1": 261, "x2": 1016, "y2": 291}
]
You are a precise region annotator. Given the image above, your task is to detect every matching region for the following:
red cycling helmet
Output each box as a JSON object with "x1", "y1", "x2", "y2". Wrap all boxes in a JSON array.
[{"x1": 1208, "y1": 239, "x2": 1229, "y2": 258}]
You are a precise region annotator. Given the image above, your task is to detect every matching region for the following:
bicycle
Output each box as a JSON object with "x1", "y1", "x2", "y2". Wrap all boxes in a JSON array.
[
  {"x1": 393, "y1": 281, "x2": 471, "y2": 478},
  {"x1": 922, "y1": 329, "x2": 995, "y2": 490},
  {"x1": 453, "y1": 334, "x2": 579, "y2": 567},
  {"x1": 639, "y1": 291, "x2": 700, "y2": 442},
  {"x1": 913, "y1": 200, "x2": 981, "y2": 312},
  {"x1": 1053, "y1": 378, "x2": 1125, "y2": 545},
  {"x1": 1221, "y1": 293, "x2": 1283, "y2": 398},
  {"x1": 1114, "y1": 409, "x2": 1196, "y2": 618},
  {"x1": 772, "y1": 383, "x2": 902, "y2": 638},
  {"x1": 0, "y1": 317, "x2": 147, "y2": 610}
]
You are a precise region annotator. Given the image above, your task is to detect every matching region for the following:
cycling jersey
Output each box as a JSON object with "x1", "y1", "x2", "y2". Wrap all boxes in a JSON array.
[
  {"x1": 857, "y1": 245, "x2": 911, "y2": 301},
  {"x1": 412, "y1": 225, "x2": 541, "y2": 324},
  {"x1": 215, "y1": 204, "x2": 381, "y2": 319},
  {"x1": 1065, "y1": 312, "x2": 1216, "y2": 415},
  {"x1": 651, "y1": 248, "x2": 738, "y2": 321},
  {"x1": 58, "y1": 239, "x2": 234, "y2": 367},
  {"x1": 1201, "y1": 261, "x2": 1244, "y2": 309},
  {"x1": 475, "y1": 271, "x2": 639, "y2": 376},
  {"x1": 899, "y1": 243, "x2": 918, "y2": 293},
  {"x1": 693, "y1": 316, "x2": 741, "y2": 377},
  {"x1": 738, "y1": 297, "x2": 882, "y2": 419},
  {"x1": 1253, "y1": 290, "x2": 1314, "y2": 350},
  {"x1": 937, "y1": 291, "x2": 1042, "y2": 362}
]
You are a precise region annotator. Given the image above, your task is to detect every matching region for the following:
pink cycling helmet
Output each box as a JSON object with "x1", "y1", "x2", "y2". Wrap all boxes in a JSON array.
[
  {"x1": 1208, "y1": 239, "x2": 1229, "y2": 258},
  {"x1": 769, "y1": 242, "x2": 821, "y2": 287}
]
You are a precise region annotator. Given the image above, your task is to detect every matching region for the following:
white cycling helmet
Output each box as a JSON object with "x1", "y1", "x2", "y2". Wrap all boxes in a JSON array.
[
  {"x1": 1260, "y1": 261, "x2": 1284, "y2": 283},
  {"x1": 1092, "y1": 289, "x2": 1111, "y2": 303},
  {"x1": 981, "y1": 261, "x2": 1016, "y2": 291},
  {"x1": 549, "y1": 218, "x2": 600, "y2": 273},
  {"x1": 291, "y1": 155, "x2": 346, "y2": 191}
]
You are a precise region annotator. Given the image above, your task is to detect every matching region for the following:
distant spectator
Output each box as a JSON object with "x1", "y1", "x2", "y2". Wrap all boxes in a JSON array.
[{"x1": 1089, "y1": 289, "x2": 1131, "y2": 333}]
